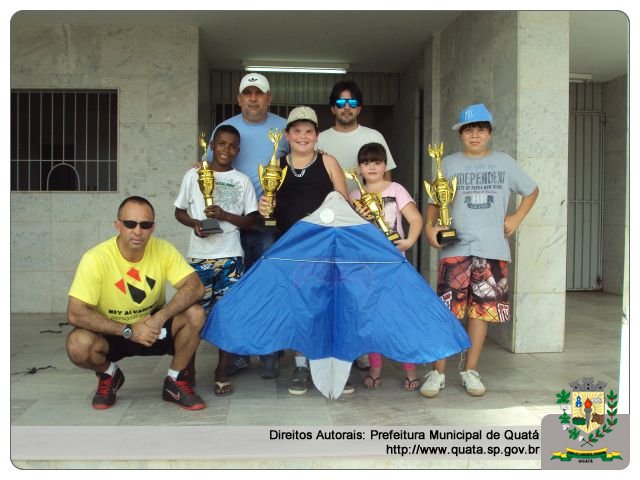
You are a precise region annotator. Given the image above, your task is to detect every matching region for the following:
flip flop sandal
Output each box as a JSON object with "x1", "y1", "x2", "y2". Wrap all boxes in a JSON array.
[
  {"x1": 226, "y1": 357, "x2": 250, "y2": 376},
  {"x1": 363, "y1": 375, "x2": 381, "y2": 389},
  {"x1": 214, "y1": 381, "x2": 234, "y2": 396},
  {"x1": 402, "y1": 377, "x2": 421, "y2": 391}
]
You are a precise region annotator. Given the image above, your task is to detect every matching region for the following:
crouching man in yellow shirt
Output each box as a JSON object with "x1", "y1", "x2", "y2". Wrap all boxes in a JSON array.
[{"x1": 66, "y1": 196, "x2": 207, "y2": 410}]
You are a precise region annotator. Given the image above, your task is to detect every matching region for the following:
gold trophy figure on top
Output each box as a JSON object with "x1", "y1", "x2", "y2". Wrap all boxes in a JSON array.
[
  {"x1": 423, "y1": 142, "x2": 458, "y2": 245},
  {"x1": 196, "y1": 132, "x2": 223, "y2": 234},
  {"x1": 258, "y1": 128, "x2": 288, "y2": 227},
  {"x1": 346, "y1": 168, "x2": 400, "y2": 242}
]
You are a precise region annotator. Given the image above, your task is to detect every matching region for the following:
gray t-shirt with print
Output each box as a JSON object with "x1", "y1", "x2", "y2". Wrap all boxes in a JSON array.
[{"x1": 429, "y1": 151, "x2": 537, "y2": 262}]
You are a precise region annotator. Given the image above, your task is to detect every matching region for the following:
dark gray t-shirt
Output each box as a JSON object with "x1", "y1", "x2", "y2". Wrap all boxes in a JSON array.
[{"x1": 430, "y1": 151, "x2": 537, "y2": 262}]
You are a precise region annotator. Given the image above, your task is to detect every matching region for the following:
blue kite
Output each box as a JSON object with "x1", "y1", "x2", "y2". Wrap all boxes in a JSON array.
[{"x1": 201, "y1": 192, "x2": 471, "y2": 398}]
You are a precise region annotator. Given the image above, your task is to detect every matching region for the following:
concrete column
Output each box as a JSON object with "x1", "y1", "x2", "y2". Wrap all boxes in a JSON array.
[
  {"x1": 508, "y1": 12, "x2": 570, "y2": 352},
  {"x1": 433, "y1": 11, "x2": 569, "y2": 352}
]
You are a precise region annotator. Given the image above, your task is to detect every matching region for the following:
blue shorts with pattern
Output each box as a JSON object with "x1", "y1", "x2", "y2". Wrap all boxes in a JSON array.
[{"x1": 189, "y1": 257, "x2": 244, "y2": 314}]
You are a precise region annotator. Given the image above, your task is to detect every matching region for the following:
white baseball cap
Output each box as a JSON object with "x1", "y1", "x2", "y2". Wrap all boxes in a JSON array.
[
  {"x1": 286, "y1": 106, "x2": 318, "y2": 127},
  {"x1": 239, "y1": 73, "x2": 270, "y2": 93}
]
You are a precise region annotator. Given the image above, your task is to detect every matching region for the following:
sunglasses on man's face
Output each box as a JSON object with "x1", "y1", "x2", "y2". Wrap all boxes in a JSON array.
[
  {"x1": 334, "y1": 98, "x2": 360, "y2": 109},
  {"x1": 119, "y1": 220, "x2": 155, "y2": 230}
]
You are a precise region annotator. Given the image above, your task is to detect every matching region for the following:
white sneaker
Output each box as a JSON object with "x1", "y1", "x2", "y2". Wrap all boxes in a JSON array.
[
  {"x1": 460, "y1": 369, "x2": 486, "y2": 396},
  {"x1": 355, "y1": 354, "x2": 370, "y2": 370},
  {"x1": 419, "y1": 370, "x2": 445, "y2": 398}
]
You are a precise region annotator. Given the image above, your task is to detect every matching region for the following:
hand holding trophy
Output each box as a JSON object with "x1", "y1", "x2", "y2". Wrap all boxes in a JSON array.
[
  {"x1": 197, "y1": 132, "x2": 223, "y2": 234},
  {"x1": 346, "y1": 168, "x2": 400, "y2": 242},
  {"x1": 258, "y1": 128, "x2": 288, "y2": 227},
  {"x1": 423, "y1": 142, "x2": 458, "y2": 246}
]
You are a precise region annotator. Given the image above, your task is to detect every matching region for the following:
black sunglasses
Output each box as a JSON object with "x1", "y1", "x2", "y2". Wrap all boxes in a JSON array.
[
  {"x1": 334, "y1": 98, "x2": 360, "y2": 109},
  {"x1": 119, "y1": 219, "x2": 155, "y2": 230}
]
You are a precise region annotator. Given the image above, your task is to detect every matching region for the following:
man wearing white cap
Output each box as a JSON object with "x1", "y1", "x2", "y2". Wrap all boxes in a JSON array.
[{"x1": 206, "y1": 73, "x2": 289, "y2": 379}]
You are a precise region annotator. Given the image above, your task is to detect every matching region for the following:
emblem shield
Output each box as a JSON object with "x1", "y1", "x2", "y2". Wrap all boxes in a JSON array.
[{"x1": 570, "y1": 389, "x2": 606, "y2": 435}]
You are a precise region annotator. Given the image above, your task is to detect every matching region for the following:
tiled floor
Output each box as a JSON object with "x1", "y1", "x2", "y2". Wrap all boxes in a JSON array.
[{"x1": 10, "y1": 291, "x2": 624, "y2": 469}]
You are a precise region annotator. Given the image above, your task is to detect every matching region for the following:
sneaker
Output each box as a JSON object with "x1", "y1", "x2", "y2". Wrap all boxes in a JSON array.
[
  {"x1": 460, "y1": 369, "x2": 486, "y2": 396},
  {"x1": 355, "y1": 354, "x2": 370, "y2": 370},
  {"x1": 342, "y1": 379, "x2": 355, "y2": 394},
  {"x1": 288, "y1": 366, "x2": 310, "y2": 395},
  {"x1": 92, "y1": 368, "x2": 125, "y2": 410},
  {"x1": 419, "y1": 370, "x2": 445, "y2": 398},
  {"x1": 162, "y1": 371, "x2": 206, "y2": 410},
  {"x1": 259, "y1": 353, "x2": 280, "y2": 379},
  {"x1": 225, "y1": 355, "x2": 250, "y2": 376},
  {"x1": 183, "y1": 367, "x2": 196, "y2": 387}
]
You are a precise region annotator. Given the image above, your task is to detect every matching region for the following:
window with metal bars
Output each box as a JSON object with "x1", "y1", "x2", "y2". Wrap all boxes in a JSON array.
[{"x1": 10, "y1": 89, "x2": 118, "y2": 192}]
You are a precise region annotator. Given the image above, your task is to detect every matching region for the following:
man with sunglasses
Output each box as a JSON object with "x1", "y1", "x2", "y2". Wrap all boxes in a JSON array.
[
  {"x1": 66, "y1": 196, "x2": 207, "y2": 411},
  {"x1": 317, "y1": 80, "x2": 397, "y2": 194},
  {"x1": 317, "y1": 80, "x2": 397, "y2": 374}
]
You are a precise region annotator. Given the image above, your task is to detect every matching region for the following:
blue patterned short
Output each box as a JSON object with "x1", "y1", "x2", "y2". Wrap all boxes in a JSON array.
[{"x1": 189, "y1": 257, "x2": 244, "y2": 314}]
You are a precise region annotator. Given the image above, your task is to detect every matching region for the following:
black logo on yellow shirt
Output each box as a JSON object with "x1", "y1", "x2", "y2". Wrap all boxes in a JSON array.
[{"x1": 114, "y1": 267, "x2": 157, "y2": 304}]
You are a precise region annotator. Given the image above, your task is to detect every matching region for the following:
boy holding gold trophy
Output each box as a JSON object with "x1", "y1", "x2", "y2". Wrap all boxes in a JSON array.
[
  {"x1": 174, "y1": 126, "x2": 258, "y2": 396},
  {"x1": 422, "y1": 104, "x2": 538, "y2": 398},
  {"x1": 258, "y1": 106, "x2": 349, "y2": 395}
]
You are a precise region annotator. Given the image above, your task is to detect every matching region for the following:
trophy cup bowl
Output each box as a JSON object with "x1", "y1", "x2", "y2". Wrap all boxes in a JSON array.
[
  {"x1": 258, "y1": 128, "x2": 287, "y2": 227},
  {"x1": 197, "y1": 132, "x2": 223, "y2": 234},
  {"x1": 424, "y1": 142, "x2": 459, "y2": 246}
]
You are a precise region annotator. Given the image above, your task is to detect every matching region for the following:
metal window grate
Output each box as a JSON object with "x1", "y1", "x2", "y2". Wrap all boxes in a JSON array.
[
  {"x1": 10, "y1": 89, "x2": 118, "y2": 192},
  {"x1": 567, "y1": 82, "x2": 604, "y2": 291}
]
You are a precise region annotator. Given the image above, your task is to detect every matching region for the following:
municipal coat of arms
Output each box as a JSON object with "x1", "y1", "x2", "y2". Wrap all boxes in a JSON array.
[{"x1": 552, "y1": 377, "x2": 621, "y2": 461}]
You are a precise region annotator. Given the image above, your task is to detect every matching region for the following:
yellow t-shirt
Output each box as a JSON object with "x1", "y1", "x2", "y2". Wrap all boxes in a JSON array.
[{"x1": 68, "y1": 236, "x2": 195, "y2": 324}]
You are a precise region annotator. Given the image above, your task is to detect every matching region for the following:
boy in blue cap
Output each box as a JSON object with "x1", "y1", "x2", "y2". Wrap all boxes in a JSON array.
[{"x1": 421, "y1": 104, "x2": 539, "y2": 398}]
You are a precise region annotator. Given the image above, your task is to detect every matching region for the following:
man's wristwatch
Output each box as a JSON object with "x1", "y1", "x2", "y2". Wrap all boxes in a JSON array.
[{"x1": 122, "y1": 324, "x2": 134, "y2": 340}]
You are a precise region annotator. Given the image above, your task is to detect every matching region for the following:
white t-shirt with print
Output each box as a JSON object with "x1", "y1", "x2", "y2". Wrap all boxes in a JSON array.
[{"x1": 174, "y1": 168, "x2": 258, "y2": 259}]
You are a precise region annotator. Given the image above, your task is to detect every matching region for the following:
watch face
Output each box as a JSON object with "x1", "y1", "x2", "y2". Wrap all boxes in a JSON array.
[{"x1": 123, "y1": 326, "x2": 133, "y2": 339}]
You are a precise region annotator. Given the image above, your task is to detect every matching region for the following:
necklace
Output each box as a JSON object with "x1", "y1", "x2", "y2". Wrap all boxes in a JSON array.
[{"x1": 287, "y1": 152, "x2": 318, "y2": 178}]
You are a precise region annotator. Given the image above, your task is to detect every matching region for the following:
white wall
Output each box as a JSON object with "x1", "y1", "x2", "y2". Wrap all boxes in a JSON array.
[
  {"x1": 10, "y1": 24, "x2": 200, "y2": 313},
  {"x1": 391, "y1": 59, "x2": 423, "y2": 266}
]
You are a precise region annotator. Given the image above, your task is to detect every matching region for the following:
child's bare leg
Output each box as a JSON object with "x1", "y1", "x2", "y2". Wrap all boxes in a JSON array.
[
  {"x1": 402, "y1": 364, "x2": 420, "y2": 391},
  {"x1": 464, "y1": 317, "x2": 488, "y2": 371},
  {"x1": 214, "y1": 349, "x2": 234, "y2": 395},
  {"x1": 215, "y1": 349, "x2": 229, "y2": 380},
  {"x1": 404, "y1": 364, "x2": 418, "y2": 381},
  {"x1": 364, "y1": 353, "x2": 382, "y2": 388},
  {"x1": 433, "y1": 358, "x2": 446, "y2": 374}
]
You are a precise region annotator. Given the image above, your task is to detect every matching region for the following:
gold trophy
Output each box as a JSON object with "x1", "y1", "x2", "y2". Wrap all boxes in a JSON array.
[
  {"x1": 345, "y1": 168, "x2": 400, "y2": 242},
  {"x1": 258, "y1": 128, "x2": 287, "y2": 227},
  {"x1": 196, "y1": 132, "x2": 223, "y2": 234},
  {"x1": 423, "y1": 142, "x2": 458, "y2": 245}
]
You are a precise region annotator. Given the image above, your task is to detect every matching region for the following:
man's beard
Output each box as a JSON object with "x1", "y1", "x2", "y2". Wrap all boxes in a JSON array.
[{"x1": 336, "y1": 111, "x2": 357, "y2": 127}]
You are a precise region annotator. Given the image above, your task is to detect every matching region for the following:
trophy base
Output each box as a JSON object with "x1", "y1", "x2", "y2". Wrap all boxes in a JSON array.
[
  {"x1": 201, "y1": 218, "x2": 223, "y2": 234},
  {"x1": 437, "y1": 229, "x2": 459, "y2": 246},
  {"x1": 264, "y1": 218, "x2": 277, "y2": 227},
  {"x1": 386, "y1": 230, "x2": 401, "y2": 242}
]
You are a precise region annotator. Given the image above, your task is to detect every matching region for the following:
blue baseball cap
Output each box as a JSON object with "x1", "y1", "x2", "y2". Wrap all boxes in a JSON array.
[{"x1": 452, "y1": 103, "x2": 494, "y2": 131}]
